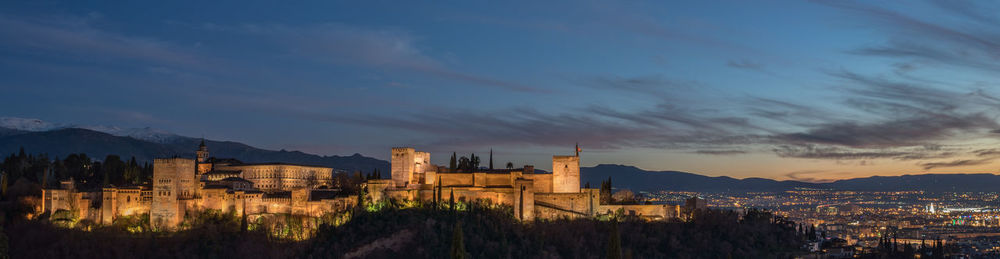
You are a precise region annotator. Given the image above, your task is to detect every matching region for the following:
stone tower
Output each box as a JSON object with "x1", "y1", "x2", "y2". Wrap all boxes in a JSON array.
[
  {"x1": 552, "y1": 145, "x2": 580, "y2": 193},
  {"x1": 196, "y1": 140, "x2": 212, "y2": 175},
  {"x1": 151, "y1": 158, "x2": 195, "y2": 230},
  {"x1": 391, "y1": 147, "x2": 416, "y2": 187}
]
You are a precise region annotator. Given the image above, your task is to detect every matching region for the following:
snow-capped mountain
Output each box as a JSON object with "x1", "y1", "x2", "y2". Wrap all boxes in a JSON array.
[
  {"x1": 77, "y1": 125, "x2": 181, "y2": 144},
  {"x1": 0, "y1": 117, "x2": 65, "y2": 131},
  {"x1": 0, "y1": 117, "x2": 181, "y2": 143}
]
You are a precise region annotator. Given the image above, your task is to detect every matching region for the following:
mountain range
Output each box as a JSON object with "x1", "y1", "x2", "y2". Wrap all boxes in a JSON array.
[
  {"x1": 0, "y1": 118, "x2": 388, "y2": 173},
  {"x1": 582, "y1": 164, "x2": 1000, "y2": 193},
  {"x1": 2, "y1": 117, "x2": 998, "y2": 192}
]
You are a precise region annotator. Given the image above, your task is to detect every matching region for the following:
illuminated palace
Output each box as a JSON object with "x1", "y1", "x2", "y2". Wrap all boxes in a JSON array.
[
  {"x1": 41, "y1": 143, "x2": 676, "y2": 229},
  {"x1": 43, "y1": 141, "x2": 357, "y2": 229},
  {"x1": 368, "y1": 146, "x2": 677, "y2": 221}
]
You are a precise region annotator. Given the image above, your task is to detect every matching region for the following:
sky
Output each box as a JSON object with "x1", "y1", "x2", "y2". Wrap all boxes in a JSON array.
[{"x1": 3, "y1": 1, "x2": 1000, "y2": 182}]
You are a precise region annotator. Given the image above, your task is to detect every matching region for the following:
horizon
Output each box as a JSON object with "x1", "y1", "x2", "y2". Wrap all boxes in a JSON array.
[
  {"x1": 6, "y1": 1, "x2": 1000, "y2": 182},
  {"x1": 5, "y1": 116, "x2": 1000, "y2": 184}
]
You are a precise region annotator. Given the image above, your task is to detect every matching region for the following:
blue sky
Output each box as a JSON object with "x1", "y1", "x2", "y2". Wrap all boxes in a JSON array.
[{"x1": 4, "y1": 1, "x2": 1000, "y2": 181}]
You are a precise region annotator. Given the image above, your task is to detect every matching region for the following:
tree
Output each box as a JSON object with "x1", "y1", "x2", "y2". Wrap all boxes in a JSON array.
[
  {"x1": 506, "y1": 162, "x2": 513, "y2": 170},
  {"x1": 607, "y1": 223, "x2": 622, "y2": 259},
  {"x1": 489, "y1": 149, "x2": 494, "y2": 170},
  {"x1": 436, "y1": 176, "x2": 443, "y2": 207},
  {"x1": 449, "y1": 152, "x2": 457, "y2": 173},
  {"x1": 612, "y1": 189, "x2": 636, "y2": 204},
  {"x1": 458, "y1": 157, "x2": 471, "y2": 172},
  {"x1": 0, "y1": 171, "x2": 6, "y2": 200},
  {"x1": 471, "y1": 154, "x2": 480, "y2": 169},
  {"x1": 0, "y1": 225, "x2": 7, "y2": 259},
  {"x1": 449, "y1": 189, "x2": 455, "y2": 210},
  {"x1": 450, "y1": 221, "x2": 467, "y2": 259}
]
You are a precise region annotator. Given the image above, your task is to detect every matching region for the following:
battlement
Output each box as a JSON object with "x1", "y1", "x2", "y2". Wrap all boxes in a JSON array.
[
  {"x1": 391, "y1": 147, "x2": 415, "y2": 152},
  {"x1": 154, "y1": 157, "x2": 196, "y2": 164}
]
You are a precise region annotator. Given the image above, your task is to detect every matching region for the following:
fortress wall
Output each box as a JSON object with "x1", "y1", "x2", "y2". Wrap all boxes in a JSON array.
[
  {"x1": 438, "y1": 173, "x2": 474, "y2": 187},
  {"x1": 524, "y1": 174, "x2": 553, "y2": 193},
  {"x1": 534, "y1": 190, "x2": 599, "y2": 217},
  {"x1": 115, "y1": 189, "x2": 147, "y2": 217},
  {"x1": 42, "y1": 189, "x2": 72, "y2": 214},
  {"x1": 598, "y1": 204, "x2": 675, "y2": 220},
  {"x1": 444, "y1": 187, "x2": 516, "y2": 205},
  {"x1": 200, "y1": 189, "x2": 232, "y2": 212},
  {"x1": 472, "y1": 173, "x2": 487, "y2": 187},
  {"x1": 101, "y1": 188, "x2": 117, "y2": 224},
  {"x1": 485, "y1": 174, "x2": 512, "y2": 187},
  {"x1": 152, "y1": 158, "x2": 195, "y2": 230},
  {"x1": 552, "y1": 156, "x2": 580, "y2": 193},
  {"x1": 413, "y1": 152, "x2": 430, "y2": 184},
  {"x1": 514, "y1": 179, "x2": 535, "y2": 220},
  {"x1": 262, "y1": 198, "x2": 292, "y2": 214},
  {"x1": 391, "y1": 147, "x2": 415, "y2": 187},
  {"x1": 73, "y1": 192, "x2": 91, "y2": 220}
]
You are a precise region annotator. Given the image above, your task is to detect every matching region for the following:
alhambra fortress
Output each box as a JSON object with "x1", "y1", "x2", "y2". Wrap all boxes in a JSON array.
[{"x1": 41, "y1": 142, "x2": 679, "y2": 229}]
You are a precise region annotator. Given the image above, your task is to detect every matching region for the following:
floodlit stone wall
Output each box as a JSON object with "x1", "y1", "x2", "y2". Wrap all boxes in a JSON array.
[
  {"x1": 523, "y1": 174, "x2": 553, "y2": 193},
  {"x1": 552, "y1": 155, "x2": 580, "y2": 193},
  {"x1": 151, "y1": 158, "x2": 195, "y2": 230},
  {"x1": 390, "y1": 147, "x2": 415, "y2": 187},
  {"x1": 438, "y1": 173, "x2": 474, "y2": 187}
]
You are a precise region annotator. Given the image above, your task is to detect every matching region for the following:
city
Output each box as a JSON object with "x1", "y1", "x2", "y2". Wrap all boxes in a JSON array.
[{"x1": 643, "y1": 190, "x2": 1000, "y2": 256}]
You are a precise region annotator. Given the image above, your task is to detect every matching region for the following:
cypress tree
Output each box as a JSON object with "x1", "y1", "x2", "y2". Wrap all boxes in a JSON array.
[
  {"x1": 607, "y1": 223, "x2": 622, "y2": 259},
  {"x1": 450, "y1": 221, "x2": 466, "y2": 259},
  {"x1": 0, "y1": 225, "x2": 7, "y2": 259},
  {"x1": 489, "y1": 149, "x2": 493, "y2": 170},
  {"x1": 1, "y1": 171, "x2": 7, "y2": 200},
  {"x1": 437, "y1": 176, "x2": 443, "y2": 207},
  {"x1": 449, "y1": 188, "x2": 455, "y2": 210},
  {"x1": 449, "y1": 152, "x2": 457, "y2": 173}
]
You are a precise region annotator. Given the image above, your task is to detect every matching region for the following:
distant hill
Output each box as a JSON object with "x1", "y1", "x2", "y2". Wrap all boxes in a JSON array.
[
  {"x1": 824, "y1": 174, "x2": 1000, "y2": 192},
  {"x1": 0, "y1": 127, "x2": 388, "y2": 173},
  {"x1": 582, "y1": 164, "x2": 1000, "y2": 192},
  {"x1": 582, "y1": 164, "x2": 822, "y2": 192},
  {"x1": 3, "y1": 124, "x2": 997, "y2": 192}
]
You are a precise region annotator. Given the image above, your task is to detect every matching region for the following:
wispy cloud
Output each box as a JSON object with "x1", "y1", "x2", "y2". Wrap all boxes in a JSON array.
[
  {"x1": 225, "y1": 23, "x2": 542, "y2": 92},
  {"x1": 919, "y1": 158, "x2": 997, "y2": 170},
  {"x1": 694, "y1": 150, "x2": 748, "y2": 155},
  {"x1": 818, "y1": 1, "x2": 1000, "y2": 73},
  {"x1": 727, "y1": 59, "x2": 764, "y2": 71},
  {"x1": 0, "y1": 15, "x2": 203, "y2": 68}
]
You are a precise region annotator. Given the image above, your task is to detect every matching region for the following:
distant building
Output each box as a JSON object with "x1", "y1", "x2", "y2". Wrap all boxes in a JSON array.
[
  {"x1": 370, "y1": 146, "x2": 677, "y2": 221},
  {"x1": 41, "y1": 143, "x2": 679, "y2": 230},
  {"x1": 43, "y1": 143, "x2": 355, "y2": 230},
  {"x1": 685, "y1": 196, "x2": 707, "y2": 211}
]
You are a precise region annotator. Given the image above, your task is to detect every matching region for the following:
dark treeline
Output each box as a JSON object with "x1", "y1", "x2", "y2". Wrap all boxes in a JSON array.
[
  {"x1": 6, "y1": 211, "x2": 293, "y2": 258},
  {"x1": 308, "y1": 205, "x2": 804, "y2": 258},
  {"x1": 1, "y1": 147, "x2": 152, "y2": 195},
  {"x1": 6, "y1": 204, "x2": 806, "y2": 258}
]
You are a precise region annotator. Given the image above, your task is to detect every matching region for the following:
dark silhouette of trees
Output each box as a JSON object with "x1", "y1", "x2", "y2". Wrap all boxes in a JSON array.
[
  {"x1": 449, "y1": 152, "x2": 457, "y2": 173},
  {"x1": 450, "y1": 221, "x2": 466, "y2": 259},
  {"x1": 600, "y1": 177, "x2": 613, "y2": 204},
  {"x1": 607, "y1": 222, "x2": 622, "y2": 259}
]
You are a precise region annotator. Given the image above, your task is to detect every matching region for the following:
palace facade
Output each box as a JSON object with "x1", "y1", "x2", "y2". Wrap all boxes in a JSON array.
[
  {"x1": 42, "y1": 141, "x2": 355, "y2": 229},
  {"x1": 368, "y1": 146, "x2": 678, "y2": 221},
  {"x1": 41, "y1": 143, "x2": 677, "y2": 230}
]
